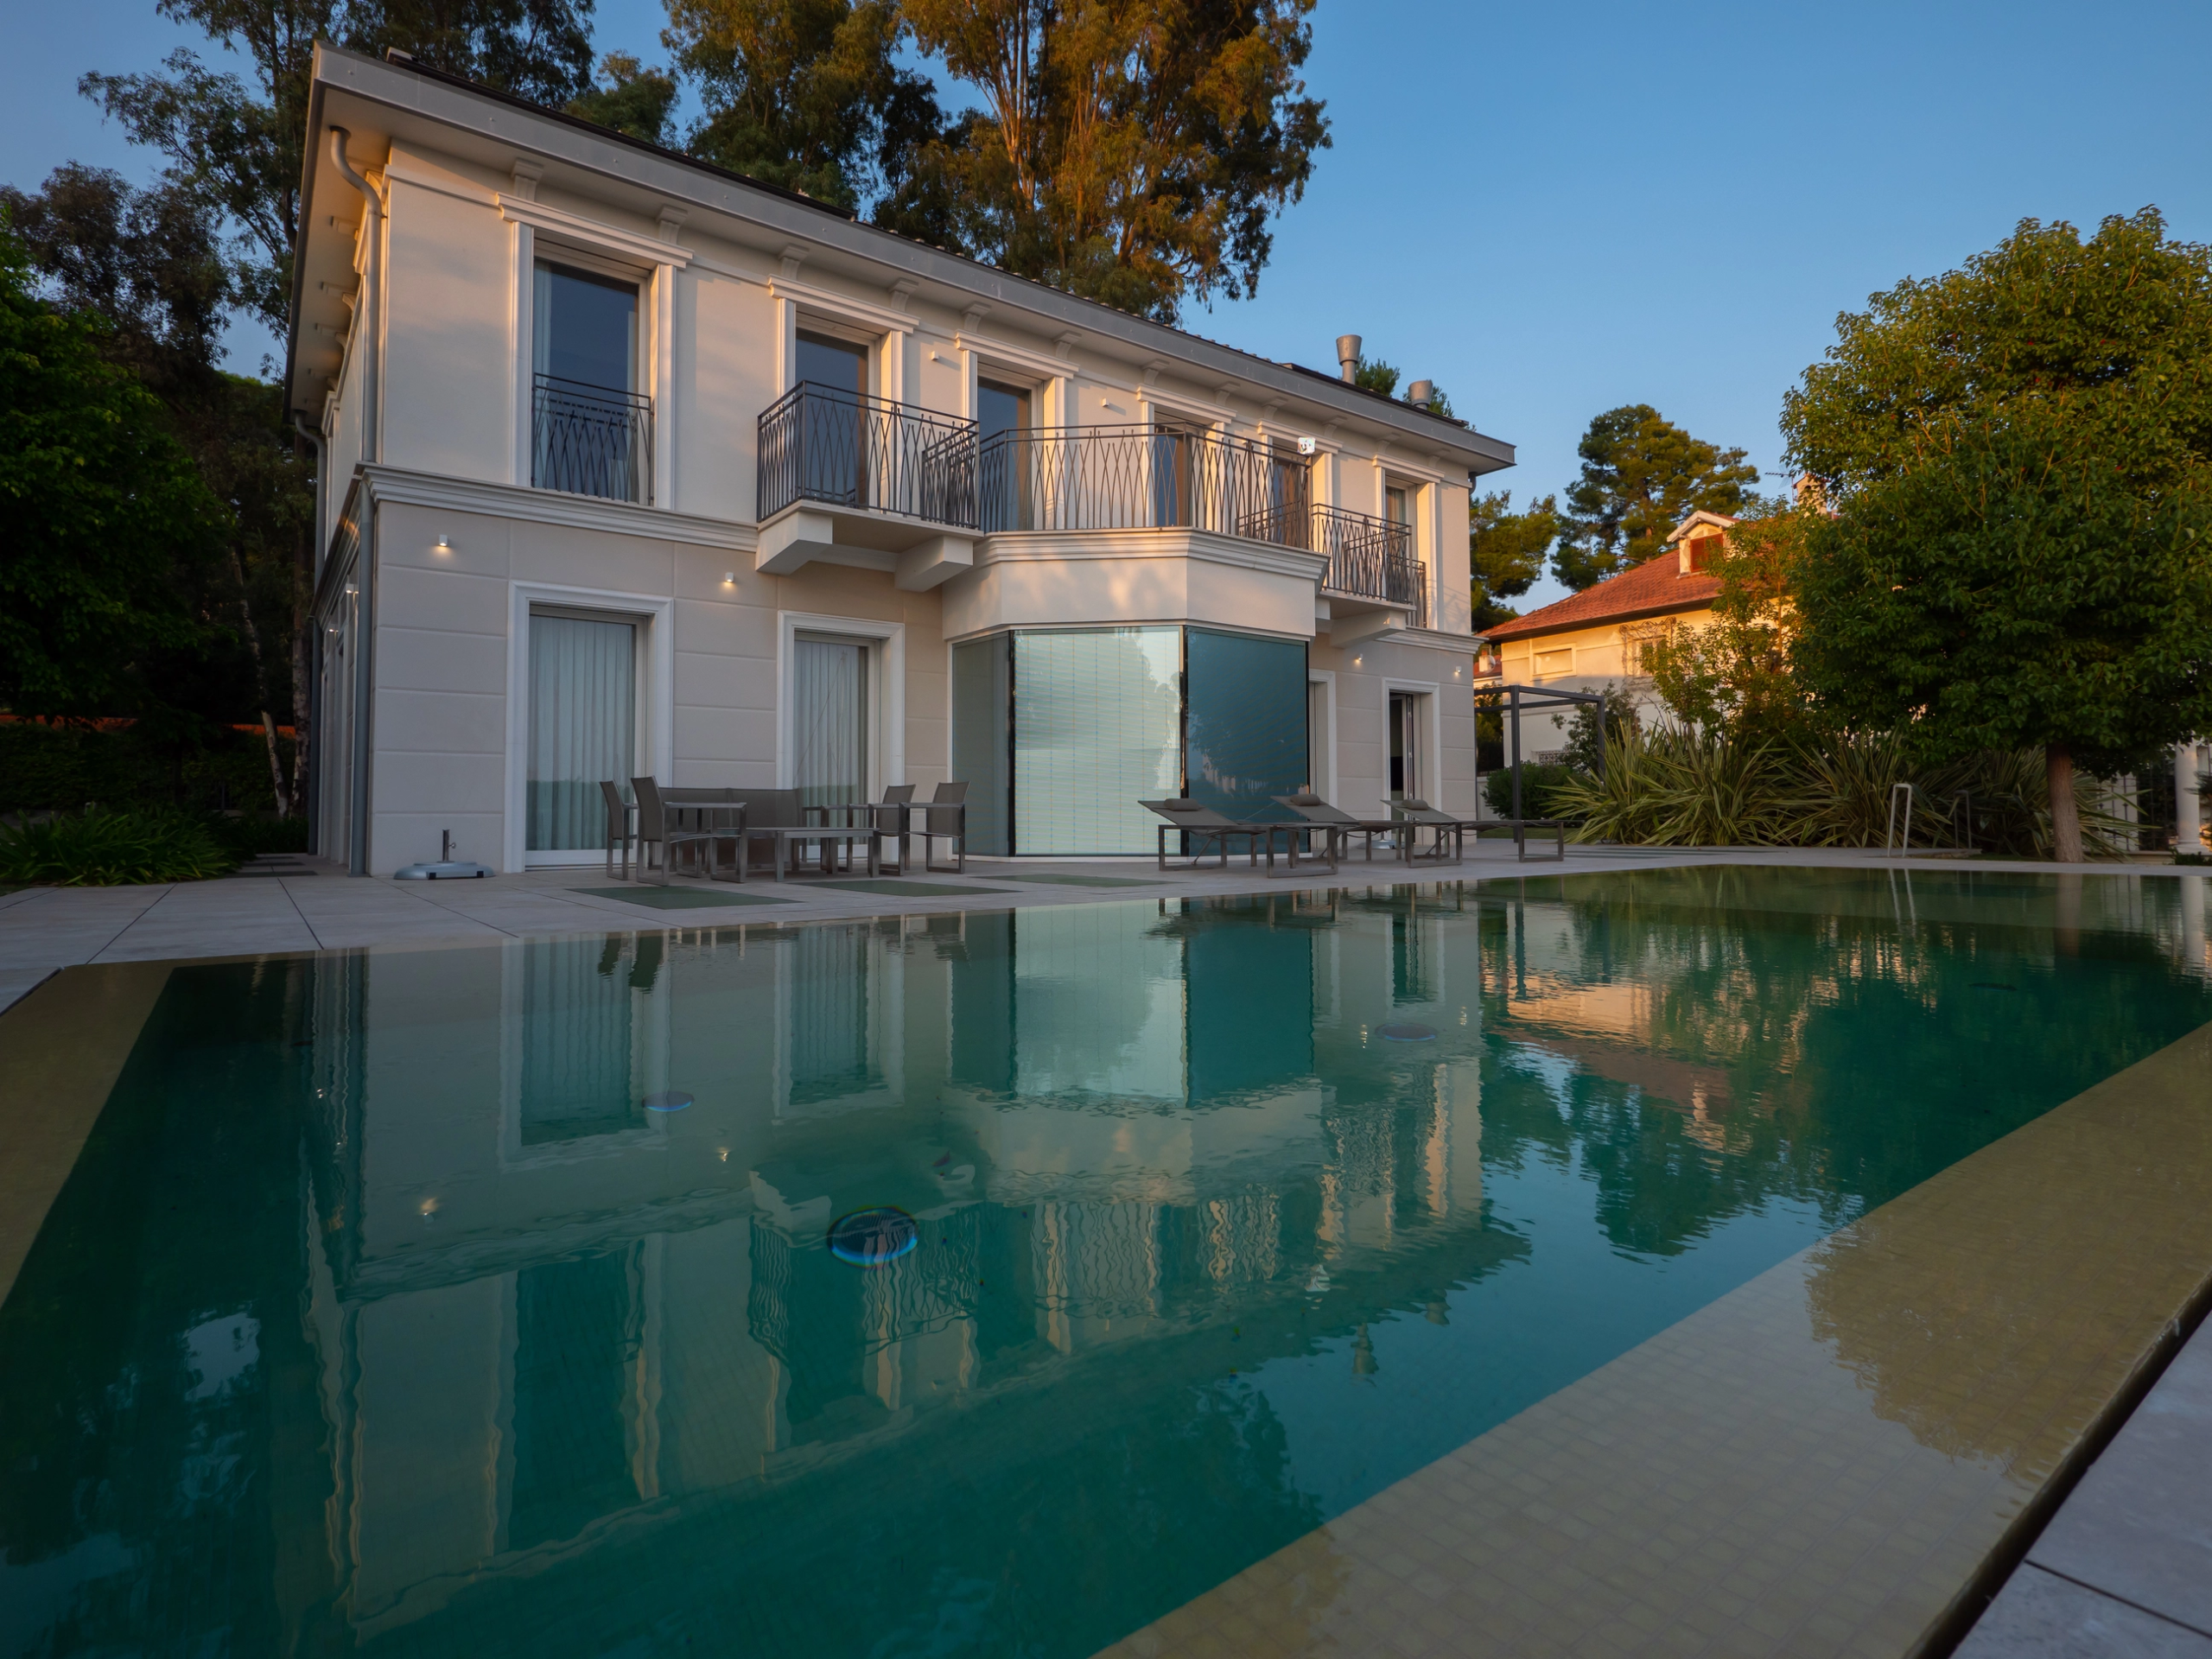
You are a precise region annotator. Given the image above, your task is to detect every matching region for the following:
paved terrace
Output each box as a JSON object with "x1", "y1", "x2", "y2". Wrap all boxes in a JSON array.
[{"x1": 2, "y1": 842, "x2": 2208, "y2": 1656}]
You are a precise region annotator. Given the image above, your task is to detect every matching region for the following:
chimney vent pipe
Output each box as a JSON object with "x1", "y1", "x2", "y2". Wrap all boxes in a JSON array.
[
  {"x1": 1336, "y1": 334, "x2": 1361, "y2": 383},
  {"x1": 1408, "y1": 379, "x2": 1434, "y2": 408}
]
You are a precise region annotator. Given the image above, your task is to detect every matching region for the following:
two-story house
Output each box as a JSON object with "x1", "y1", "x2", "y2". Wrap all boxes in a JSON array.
[
  {"x1": 285, "y1": 47, "x2": 1514, "y2": 876},
  {"x1": 1473, "y1": 511, "x2": 1733, "y2": 760}
]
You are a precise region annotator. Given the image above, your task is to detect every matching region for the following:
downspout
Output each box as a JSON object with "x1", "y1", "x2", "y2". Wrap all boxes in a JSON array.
[
  {"x1": 291, "y1": 416, "x2": 325, "y2": 854},
  {"x1": 329, "y1": 128, "x2": 382, "y2": 875}
]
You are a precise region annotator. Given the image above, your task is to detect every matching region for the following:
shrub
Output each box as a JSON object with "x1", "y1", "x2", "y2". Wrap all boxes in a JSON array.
[
  {"x1": 0, "y1": 808, "x2": 238, "y2": 885},
  {"x1": 1484, "y1": 763, "x2": 1579, "y2": 821}
]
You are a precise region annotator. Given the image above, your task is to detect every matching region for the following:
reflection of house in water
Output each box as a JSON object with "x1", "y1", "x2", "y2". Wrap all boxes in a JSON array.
[{"x1": 297, "y1": 893, "x2": 1513, "y2": 1648}]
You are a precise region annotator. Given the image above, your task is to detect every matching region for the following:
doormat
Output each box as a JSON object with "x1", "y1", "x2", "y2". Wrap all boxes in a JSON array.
[
  {"x1": 811, "y1": 880, "x2": 1015, "y2": 898},
  {"x1": 570, "y1": 887, "x2": 794, "y2": 909},
  {"x1": 964, "y1": 873, "x2": 1159, "y2": 887}
]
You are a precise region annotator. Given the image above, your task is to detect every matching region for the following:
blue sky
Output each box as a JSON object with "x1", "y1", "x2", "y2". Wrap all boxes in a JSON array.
[{"x1": 10, "y1": 0, "x2": 2211, "y2": 610}]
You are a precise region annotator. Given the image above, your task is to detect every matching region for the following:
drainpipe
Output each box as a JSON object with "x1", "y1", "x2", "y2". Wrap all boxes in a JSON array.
[
  {"x1": 329, "y1": 128, "x2": 382, "y2": 874},
  {"x1": 290, "y1": 416, "x2": 325, "y2": 853}
]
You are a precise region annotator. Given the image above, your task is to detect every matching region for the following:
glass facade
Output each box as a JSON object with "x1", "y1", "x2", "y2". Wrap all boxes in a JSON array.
[
  {"x1": 1184, "y1": 628, "x2": 1309, "y2": 828},
  {"x1": 952, "y1": 625, "x2": 1307, "y2": 856}
]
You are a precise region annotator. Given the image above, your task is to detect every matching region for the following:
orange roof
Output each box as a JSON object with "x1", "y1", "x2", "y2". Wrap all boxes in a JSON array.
[{"x1": 1483, "y1": 553, "x2": 1720, "y2": 643}]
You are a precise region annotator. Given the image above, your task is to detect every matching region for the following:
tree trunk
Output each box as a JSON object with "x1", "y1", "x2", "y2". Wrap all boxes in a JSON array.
[
  {"x1": 2047, "y1": 742, "x2": 2085, "y2": 863},
  {"x1": 227, "y1": 544, "x2": 290, "y2": 818}
]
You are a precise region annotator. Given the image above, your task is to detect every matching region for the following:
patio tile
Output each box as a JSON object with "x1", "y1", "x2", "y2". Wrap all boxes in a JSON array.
[{"x1": 1955, "y1": 1565, "x2": 2212, "y2": 1657}]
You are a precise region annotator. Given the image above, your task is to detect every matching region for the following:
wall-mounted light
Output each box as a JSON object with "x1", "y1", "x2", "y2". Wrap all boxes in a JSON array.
[
  {"x1": 1298, "y1": 435, "x2": 1317, "y2": 456},
  {"x1": 434, "y1": 534, "x2": 451, "y2": 553},
  {"x1": 721, "y1": 570, "x2": 736, "y2": 586}
]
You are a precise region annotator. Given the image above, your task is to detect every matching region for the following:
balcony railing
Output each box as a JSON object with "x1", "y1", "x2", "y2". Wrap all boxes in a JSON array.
[
  {"x1": 533, "y1": 373, "x2": 652, "y2": 504},
  {"x1": 977, "y1": 423, "x2": 1312, "y2": 543},
  {"x1": 1245, "y1": 502, "x2": 1429, "y2": 628},
  {"x1": 758, "y1": 382, "x2": 978, "y2": 528}
]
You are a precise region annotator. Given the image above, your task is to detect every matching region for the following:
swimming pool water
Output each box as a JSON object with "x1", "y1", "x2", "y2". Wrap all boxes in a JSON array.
[{"x1": 2, "y1": 868, "x2": 2207, "y2": 1657}]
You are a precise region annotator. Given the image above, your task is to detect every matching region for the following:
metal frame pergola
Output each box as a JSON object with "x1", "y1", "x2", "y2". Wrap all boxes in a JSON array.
[{"x1": 1472, "y1": 682, "x2": 1610, "y2": 823}]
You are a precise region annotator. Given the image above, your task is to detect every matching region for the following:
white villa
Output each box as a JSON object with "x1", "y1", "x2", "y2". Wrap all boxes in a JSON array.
[{"x1": 287, "y1": 46, "x2": 1513, "y2": 875}]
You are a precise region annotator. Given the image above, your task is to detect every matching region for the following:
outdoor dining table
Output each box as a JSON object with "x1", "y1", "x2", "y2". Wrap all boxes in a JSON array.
[{"x1": 752, "y1": 824, "x2": 880, "y2": 880}]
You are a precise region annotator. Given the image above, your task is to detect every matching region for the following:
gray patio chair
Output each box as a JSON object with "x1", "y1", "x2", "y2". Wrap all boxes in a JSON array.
[
  {"x1": 630, "y1": 776, "x2": 719, "y2": 885},
  {"x1": 868, "y1": 783, "x2": 916, "y2": 874},
  {"x1": 915, "y1": 781, "x2": 968, "y2": 874},
  {"x1": 1389, "y1": 798, "x2": 1467, "y2": 865},
  {"x1": 1272, "y1": 793, "x2": 1392, "y2": 871},
  {"x1": 599, "y1": 779, "x2": 636, "y2": 878},
  {"x1": 1139, "y1": 799, "x2": 1276, "y2": 872}
]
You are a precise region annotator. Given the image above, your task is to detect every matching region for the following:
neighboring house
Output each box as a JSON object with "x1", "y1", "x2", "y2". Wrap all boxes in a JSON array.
[
  {"x1": 1473, "y1": 511, "x2": 1733, "y2": 760},
  {"x1": 285, "y1": 47, "x2": 1513, "y2": 875}
]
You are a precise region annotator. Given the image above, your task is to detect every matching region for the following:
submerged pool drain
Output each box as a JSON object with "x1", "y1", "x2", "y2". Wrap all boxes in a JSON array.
[
  {"x1": 1376, "y1": 1023, "x2": 1439, "y2": 1043},
  {"x1": 829, "y1": 1206, "x2": 918, "y2": 1268}
]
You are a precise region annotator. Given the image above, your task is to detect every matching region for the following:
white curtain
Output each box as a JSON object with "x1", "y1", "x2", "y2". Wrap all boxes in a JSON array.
[
  {"x1": 793, "y1": 637, "x2": 868, "y2": 811},
  {"x1": 529, "y1": 613, "x2": 637, "y2": 851}
]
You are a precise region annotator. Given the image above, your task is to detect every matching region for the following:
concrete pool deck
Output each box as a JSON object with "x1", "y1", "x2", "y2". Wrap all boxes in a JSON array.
[{"x1": 0, "y1": 848, "x2": 2207, "y2": 1656}]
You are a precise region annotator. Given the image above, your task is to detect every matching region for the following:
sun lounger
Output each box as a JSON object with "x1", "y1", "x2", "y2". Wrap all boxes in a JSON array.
[{"x1": 1139, "y1": 799, "x2": 1277, "y2": 871}]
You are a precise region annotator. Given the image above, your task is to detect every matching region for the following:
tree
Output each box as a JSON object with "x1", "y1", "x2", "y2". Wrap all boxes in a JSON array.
[
  {"x1": 664, "y1": 0, "x2": 941, "y2": 207},
  {"x1": 896, "y1": 0, "x2": 1329, "y2": 322},
  {"x1": 1783, "y1": 210, "x2": 2212, "y2": 861},
  {"x1": 566, "y1": 51, "x2": 681, "y2": 145},
  {"x1": 82, "y1": 0, "x2": 599, "y2": 330},
  {"x1": 1468, "y1": 489, "x2": 1554, "y2": 632},
  {"x1": 1554, "y1": 404, "x2": 1759, "y2": 591},
  {"x1": 4, "y1": 167, "x2": 312, "y2": 810},
  {"x1": 0, "y1": 221, "x2": 226, "y2": 717}
]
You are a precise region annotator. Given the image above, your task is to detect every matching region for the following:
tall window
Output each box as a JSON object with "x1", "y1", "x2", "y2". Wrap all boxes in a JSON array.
[
  {"x1": 1385, "y1": 483, "x2": 1411, "y2": 526},
  {"x1": 527, "y1": 612, "x2": 637, "y2": 853},
  {"x1": 1389, "y1": 690, "x2": 1421, "y2": 802},
  {"x1": 791, "y1": 632, "x2": 870, "y2": 814},
  {"x1": 533, "y1": 260, "x2": 646, "y2": 500},
  {"x1": 1014, "y1": 628, "x2": 1182, "y2": 855},
  {"x1": 794, "y1": 332, "x2": 868, "y2": 505}
]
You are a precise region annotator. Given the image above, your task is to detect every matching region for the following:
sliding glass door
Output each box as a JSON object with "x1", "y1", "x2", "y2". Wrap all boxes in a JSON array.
[
  {"x1": 527, "y1": 612, "x2": 637, "y2": 854},
  {"x1": 791, "y1": 633, "x2": 870, "y2": 815}
]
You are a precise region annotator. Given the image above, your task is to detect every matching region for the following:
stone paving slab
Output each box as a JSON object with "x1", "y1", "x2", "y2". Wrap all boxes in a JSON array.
[{"x1": 1955, "y1": 1567, "x2": 2212, "y2": 1657}]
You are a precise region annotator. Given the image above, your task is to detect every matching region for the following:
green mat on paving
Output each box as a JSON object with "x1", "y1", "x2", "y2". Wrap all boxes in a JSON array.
[
  {"x1": 570, "y1": 886, "x2": 795, "y2": 908},
  {"x1": 812, "y1": 879, "x2": 1015, "y2": 898},
  {"x1": 966, "y1": 873, "x2": 1160, "y2": 887}
]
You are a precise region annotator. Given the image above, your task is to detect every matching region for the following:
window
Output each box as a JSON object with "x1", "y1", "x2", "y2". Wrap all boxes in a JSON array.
[
  {"x1": 793, "y1": 332, "x2": 870, "y2": 506},
  {"x1": 1389, "y1": 690, "x2": 1421, "y2": 801},
  {"x1": 532, "y1": 260, "x2": 647, "y2": 500},
  {"x1": 1185, "y1": 628, "x2": 1307, "y2": 827},
  {"x1": 791, "y1": 632, "x2": 871, "y2": 814},
  {"x1": 1686, "y1": 531, "x2": 1721, "y2": 572},
  {"x1": 797, "y1": 331, "x2": 867, "y2": 395},
  {"x1": 1386, "y1": 484, "x2": 1411, "y2": 525},
  {"x1": 1014, "y1": 629, "x2": 1182, "y2": 855},
  {"x1": 978, "y1": 379, "x2": 1033, "y2": 531},
  {"x1": 527, "y1": 612, "x2": 637, "y2": 854}
]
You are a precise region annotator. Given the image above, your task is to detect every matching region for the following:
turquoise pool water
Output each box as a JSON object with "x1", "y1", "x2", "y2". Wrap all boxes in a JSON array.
[{"x1": 2, "y1": 868, "x2": 2208, "y2": 1657}]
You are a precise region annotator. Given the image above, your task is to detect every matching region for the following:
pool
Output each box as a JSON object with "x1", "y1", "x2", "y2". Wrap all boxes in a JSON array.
[{"x1": 2, "y1": 867, "x2": 2209, "y2": 1656}]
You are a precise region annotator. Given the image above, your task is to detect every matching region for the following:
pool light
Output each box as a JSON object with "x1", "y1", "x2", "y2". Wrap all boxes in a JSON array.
[{"x1": 829, "y1": 1206, "x2": 918, "y2": 1268}]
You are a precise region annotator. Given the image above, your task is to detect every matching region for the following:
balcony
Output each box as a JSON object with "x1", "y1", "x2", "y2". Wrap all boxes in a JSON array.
[
  {"x1": 532, "y1": 373, "x2": 652, "y2": 504},
  {"x1": 976, "y1": 423, "x2": 1311, "y2": 543},
  {"x1": 758, "y1": 383, "x2": 978, "y2": 528},
  {"x1": 1309, "y1": 505, "x2": 1428, "y2": 630}
]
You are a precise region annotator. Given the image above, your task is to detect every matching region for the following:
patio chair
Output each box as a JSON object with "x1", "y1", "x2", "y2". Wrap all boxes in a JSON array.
[
  {"x1": 1389, "y1": 798, "x2": 1467, "y2": 865},
  {"x1": 868, "y1": 783, "x2": 916, "y2": 874},
  {"x1": 630, "y1": 776, "x2": 720, "y2": 885},
  {"x1": 1139, "y1": 799, "x2": 1276, "y2": 872},
  {"x1": 599, "y1": 779, "x2": 635, "y2": 878},
  {"x1": 915, "y1": 781, "x2": 968, "y2": 874},
  {"x1": 661, "y1": 785, "x2": 748, "y2": 880},
  {"x1": 1272, "y1": 793, "x2": 1392, "y2": 871}
]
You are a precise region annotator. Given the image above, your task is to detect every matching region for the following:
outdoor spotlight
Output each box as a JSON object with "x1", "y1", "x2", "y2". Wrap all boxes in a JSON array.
[
  {"x1": 434, "y1": 535, "x2": 451, "y2": 552},
  {"x1": 721, "y1": 570, "x2": 736, "y2": 585}
]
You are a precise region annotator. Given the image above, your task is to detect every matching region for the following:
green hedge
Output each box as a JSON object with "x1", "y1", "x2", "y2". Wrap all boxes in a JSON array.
[
  {"x1": 0, "y1": 721, "x2": 296, "y2": 816},
  {"x1": 1483, "y1": 763, "x2": 1580, "y2": 822}
]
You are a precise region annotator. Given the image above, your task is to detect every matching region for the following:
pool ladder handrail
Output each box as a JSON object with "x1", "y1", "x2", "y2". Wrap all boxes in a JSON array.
[{"x1": 1885, "y1": 782, "x2": 1915, "y2": 857}]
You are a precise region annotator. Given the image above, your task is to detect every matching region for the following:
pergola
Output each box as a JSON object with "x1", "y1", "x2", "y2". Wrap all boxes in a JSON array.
[{"x1": 1471, "y1": 682, "x2": 1609, "y2": 822}]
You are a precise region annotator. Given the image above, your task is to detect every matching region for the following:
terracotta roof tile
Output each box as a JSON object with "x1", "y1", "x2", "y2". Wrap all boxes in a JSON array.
[{"x1": 1483, "y1": 554, "x2": 1720, "y2": 643}]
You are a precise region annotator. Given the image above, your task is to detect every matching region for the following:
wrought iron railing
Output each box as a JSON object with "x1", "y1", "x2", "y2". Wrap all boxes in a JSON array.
[
  {"x1": 1245, "y1": 501, "x2": 1428, "y2": 626},
  {"x1": 532, "y1": 373, "x2": 652, "y2": 503},
  {"x1": 977, "y1": 423, "x2": 1312, "y2": 543},
  {"x1": 757, "y1": 382, "x2": 978, "y2": 527}
]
